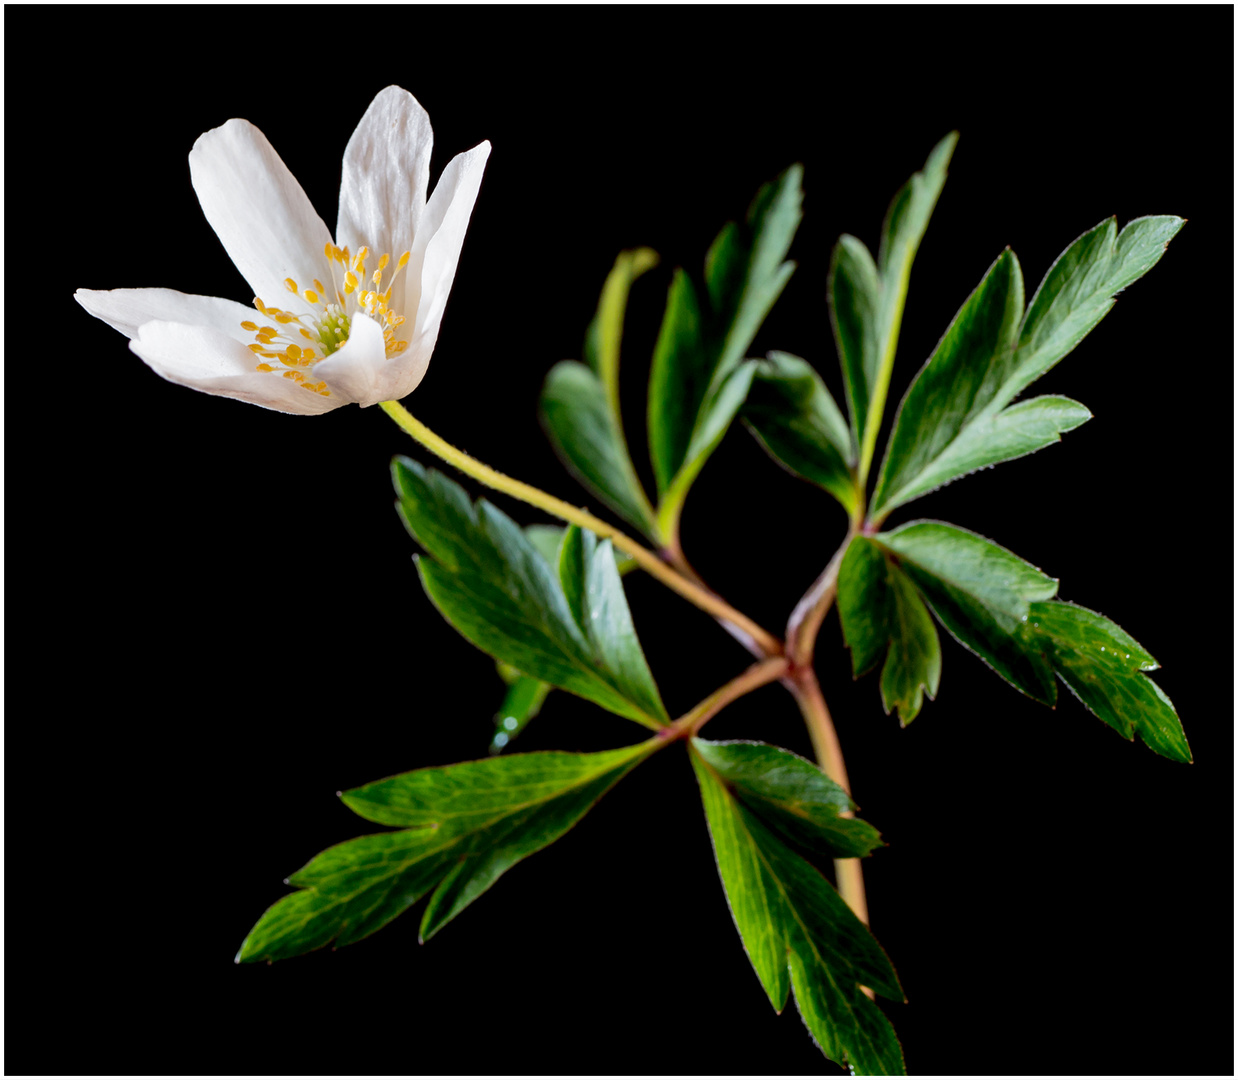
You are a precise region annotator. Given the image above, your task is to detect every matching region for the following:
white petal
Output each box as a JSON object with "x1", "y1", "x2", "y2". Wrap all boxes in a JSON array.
[
  {"x1": 408, "y1": 141, "x2": 491, "y2": 357},
  {"x1": 75, "y1": 287, "x2": 258, "y2": 343},
  {"x1": 309, "y1": 312, "x2": 390, "y2": 407},
  {"x1": 189, "y1": 119, "x2": 334, "y2": 311},
  {"x1": 336, "y1": 87, "x2": 432, "y2": 278},
  {"x1": 130, "y1": 321, "x2": 342, "y2": 415}
]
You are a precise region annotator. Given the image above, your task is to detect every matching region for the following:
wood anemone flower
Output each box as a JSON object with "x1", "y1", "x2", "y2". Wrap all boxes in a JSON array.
[{"x1": 76, "y1": 86, "x2": 490, "y2": 414}]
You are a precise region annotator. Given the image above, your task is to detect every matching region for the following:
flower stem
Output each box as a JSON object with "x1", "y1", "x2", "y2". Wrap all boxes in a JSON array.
[
  {"x1": 665, "y1": 657, "x2": 790, "y2": 740},
  {"x1": 785, "y1": 526, "x2": 856, "y2": 667},
  {"x1": 380, "y1": 400, "x2": 782, "y2": 657}
]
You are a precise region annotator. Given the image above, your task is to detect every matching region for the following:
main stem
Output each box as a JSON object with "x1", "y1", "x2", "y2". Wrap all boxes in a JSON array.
[{"x1": 381, "y1": 400, "x2": 782, "y2": 657}]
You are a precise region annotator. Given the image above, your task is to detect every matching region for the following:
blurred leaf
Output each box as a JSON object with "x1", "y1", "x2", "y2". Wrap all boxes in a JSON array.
[
  {"x1": 742, "y1": 351, "x2": 858, "y2": 517},
  {"x1": 1023, "y1": 601, "x2": 1190, "y2": 763},
  {"x1": 691, "y1": 739, "x2": 883, "y2": 859},
  {"x1": 393, "y1": 457, "x2": 667, "y2": 728},
  {"x1": 692, "y1": 743, "x2": 905, "y2": 1074},
  {"x1": 837, "y1": 536, "x2": 940, "y2": 724},
  {"x1": 540, "y1": 360, "x2": 660, "y2": 538},
  {"x1": 491, "y1": 674, "x2": 551, "y2": 753},
  {"x1": 237, "y1": 742, "x2": 657, "y2": 962},
  {"x1": 585, "y1": 247, "x2": 659, "y2": 411},
  {"x1": 872, "y1": 215, "x2": 1183, "y2": 519},
  {"x1": 876, "y1": 521, "x2": 1058, "y2": 702},
  {"x1": 648, "y1": 167, "x2": 803, "y2": 531}
]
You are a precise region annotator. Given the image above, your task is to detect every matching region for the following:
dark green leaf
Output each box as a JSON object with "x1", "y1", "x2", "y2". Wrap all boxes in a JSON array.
[
  {"x1": 877, "y1": 521, "x2": 1058, "y2": 703},
  {"x1": 393, "y1": 457, "x2": 667, "y2": 728},
  {"x1": 647, "y1": 167, "x2": 803, "y2": 524},
  {"x1": 742, "y1": 351, "x2": 858, "y2": 517},
  {"x1": 1023, "y1": 601, "x2": 1190, "y2": 763},
  {"x1": 837, "y1": 537, "x2": 940, "y2": 724},
  {"x1": 836, "y1": 133, "x2": 957, "y2": 480},
  {"x1": 872, "y1": 216, "x2": 1182, "y2": 519},
  {"x1": 237, "y1": 743, "x2": 657, "y2": 962},
  {"x1": 691, "y1": 739, "x2": 883, "y2": 859},
  {"x1": 872, "y1": 249, "x2": 1025, "y2": 518},
  {"x1": 692, "y1": 744, "x2": 904, "y2": 1074},
  {"x1": 540, "y1": 360, "x2": 659, "y2": 538}
]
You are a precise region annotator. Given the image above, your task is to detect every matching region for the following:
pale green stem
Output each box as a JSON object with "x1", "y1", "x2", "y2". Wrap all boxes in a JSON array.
[{"x1": 380, "y1": 400, "x2": 783, "y2": 658}]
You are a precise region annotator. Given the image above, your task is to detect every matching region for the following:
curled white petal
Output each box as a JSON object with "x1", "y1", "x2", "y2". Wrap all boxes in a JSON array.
[
  {"x1": 75, "y1": 287, "x2": 257, "y2": 344},
  {"x1": 408, "y1": 141, "x2": 491, "y2": 360},
  {"x1": 189, "y1": 119, "x2": 334, "y2": 310},
  {"x1": 336, "y1": 86, "x2": 433, "y2": 313},
  {"x1": 130, "y1": 320, "x2": 341, "y2": 415},
  {"x1": 310, "y1": 312, "x2": 391, "y2": 407}
]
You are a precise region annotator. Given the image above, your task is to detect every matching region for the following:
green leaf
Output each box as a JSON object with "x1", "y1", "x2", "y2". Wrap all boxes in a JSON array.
[
  {"x1": 237, "y1": 743, "x2": 657, "y2": 962},
  {"x1": 648, "y1": 167, "x2": 803, "y2": 527},
  {"x1": 875, "y1": 521, "x2": 1058, "y2": 703},
  {"x1": 691, "y1": 743, "x2": 905, "y2": 1074},
  {"x1": 393, "y1": 457, "x2": 668, "y2": 728},
  {"x1": 491, "y1": 672, "x2": 551, "y2": 753},
  {"x1": 690, "y1": 739, "x2": 883, "y2": 859},
  {"x1": 837, "y1": 536, "x2": 940, "y2": 724},
  {"x1": 871, "y1": 215, "x2": 1183, "y2": 519},
  {"x1": 872, "y1": 249, "x2": 1025, "y2": 518},
  {"x1": 834, "y1": 134, "x2": 957, "y2": 482},
  {"x1": 584, "y1": 247, "x2": 659, "y2": 412},
  {"x1": 540, "y1": 360, "x2": 660, "y2": 538},
  {"x1": 1023, "y1": 601, "x2": 1190, "y2": 763},
  {"x1": 742, "y1": 351, "x2": 858, "y2": 517}
]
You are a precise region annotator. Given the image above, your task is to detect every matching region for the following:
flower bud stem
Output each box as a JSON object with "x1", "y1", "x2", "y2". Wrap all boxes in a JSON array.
[{"x1": 380, "y1": 400, "x2": 783, "y2": 657}]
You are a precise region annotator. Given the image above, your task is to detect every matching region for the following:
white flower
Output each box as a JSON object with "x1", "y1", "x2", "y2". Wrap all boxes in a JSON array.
[{"x1": 76, "y1": 87, "x2": 490, "y2": 415}]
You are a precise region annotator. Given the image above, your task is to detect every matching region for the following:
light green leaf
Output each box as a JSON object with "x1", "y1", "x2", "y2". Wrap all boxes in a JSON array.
[
  {"x1": 876, "y1": 521, "x2": 1057, "y2": 703},
  {"x1": 491, "y1": 672, "x2": 551, "y2": 754},
  {"x1": 1023, "y1": 601, "x2": 1190, "y2": 763},
  {"x1": 692, "y1": 744, "x2": 904, "y2": 1074},
  {"x1": 829, "y1": 235, "x2": 881, "y2": 458},
  {"x1": 237, "y1": 743, "x2": 657, "y2": 962},
  {"x1": 837, "y1": 537, "x2": 940, "y2": 724},
  {"x1": 393, "y1": 457, "x2": 668, "y2": 728},
  {"x1": 742, "y1": 351, "x2": 859, "y2": 517},
  {"x1": 691, "y1": 739, "x2": 883, "y2": 859},
  {"x1": 648, "y1": 167, "x2": 803, "y2": 527},
  {"x1": 584, "y1": 247, "x2": 659, "y2": 412},
  {"x1": 871, "y1": 215, "x2": 1182, "y2": 519},
  {"x1": 540, "y1": 360, "x2": 660, "y2": 538}
]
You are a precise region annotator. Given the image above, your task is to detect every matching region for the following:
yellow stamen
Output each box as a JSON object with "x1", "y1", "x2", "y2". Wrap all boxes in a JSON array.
[{"x1": 284, "y1": 278, "x2": 298, "y2": 293}]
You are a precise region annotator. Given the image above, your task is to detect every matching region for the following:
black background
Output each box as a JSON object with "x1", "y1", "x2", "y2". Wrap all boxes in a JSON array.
[{"x1": 12, "y1": 6, "x2": 1233, "y2": 1076}]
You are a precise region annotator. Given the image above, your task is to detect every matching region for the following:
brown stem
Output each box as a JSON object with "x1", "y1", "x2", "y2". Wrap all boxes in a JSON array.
[
  {"x1": 664, "y1": 657, "x2": 791, "y2": 740},
  {"x1": 785, "y1": 527, "x2": 856, "y2": 667}
]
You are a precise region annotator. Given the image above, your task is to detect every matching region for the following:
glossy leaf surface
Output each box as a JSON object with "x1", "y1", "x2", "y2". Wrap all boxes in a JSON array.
[
  {"x1": 877, "y1": 521, "x2": 1058, "y2": 703},
  {"x1": 647, "y1": 167, "x2": 802, "y2": 522},
  {"x1": 742, "y1": 351, "x2": 858, "y2": 516},
  {"x1": 393, "y1": 457, "x2": 667, "y2": 728},
  {"x1": 837, "y1": 536, "x2": 940, "y2": 723},
  {"x1": 691, "y1": 739, "x2": 882, "y2": 859},
  {"x1": 490, "y1": 668, "x2": 551, "y2": 753},
  {"x1": 692, "y1": 743, "x2": 904, "y2": 1074},
  {"x1": 872, "y1": 216, "x2": 1182, "y2": 519},
  {"x1": 1024, "y1": 601, "x2": 1190, "y2": 762},
  {"x1": 237, "y1": 743, "x2": 657, "y2": 962}
]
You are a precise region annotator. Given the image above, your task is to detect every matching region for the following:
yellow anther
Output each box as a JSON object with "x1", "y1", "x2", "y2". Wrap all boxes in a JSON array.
[
  {"x1": 303, "y1": 289, "x2": 319, "y2": 304},
  {"x1": 391, "y1": 341, "x2": 409, "y2": 353},
  {"x1": 372, "y1": 269, "x2": 382, "y2": 285},
  {"x1": 248, "y1": 343, "x2": 266, "y2": 353},
  {"x1": 255, "y1": 363, "x2": 275, "y2": 372},
  {"x1": 241, "y1": 320, "x2": 258, "y2": 332},
  {"x1": 254, "y1": 297, "x2": 267, "y2": 313},
  {"x1": 354, "y1": 246, "x2": 369, "y2": 266},
  {"x1": 300, "y1": 328, "x2": 313, "y2": 339},
  {"x1": 313, "y1": 279, "x2": 325, "y2": 294},
  {"x1": 398, "y1": 251, "x2": 410, "y2": 268},
  {"x1": 283, "y1": 370, "x2": 304, "y2": 381},
  {"x1": 344, "y1": 271, "x2": 358, "y2": 294},
  {"x1": 284, "y1": 278, "x2": 298, "y2": 293},
  {"x1": 285, "y1": 344, "x2": 302, "y2": 360},
  {"x1": 378, "y1": 253, "x2": 390, "y2": 270},
  {"x1": 257, "y1": 334, "x2": 275, "y2": 345},
  {"x1": 259, "y1": 326, "x2": 277, "y2": 336},
  {"x1": 303, "y1": 348, "x2": 316, "y2": 360},
  {"x1": 324, "y1": 242, "x2": 334, "y2": 261},
  {"x1": 275, "y1": 314, "x2": 295, "y2": 324}
]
